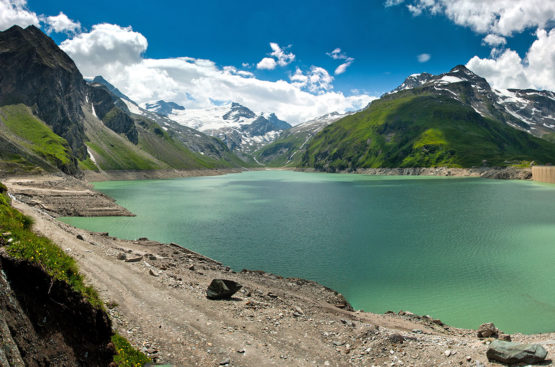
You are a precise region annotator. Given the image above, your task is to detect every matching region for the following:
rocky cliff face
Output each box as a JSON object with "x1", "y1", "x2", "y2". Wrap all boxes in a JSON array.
[
  {"x1": 0, "y1": 254, "x2": 114, "y2": 366},
  {"x1": 0, "y1": 25, "x2": 87, "y2": 161}
]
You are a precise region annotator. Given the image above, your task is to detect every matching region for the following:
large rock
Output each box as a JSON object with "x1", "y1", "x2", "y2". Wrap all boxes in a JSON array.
[
  {"x1": 486, "y1": 340, "x2": 547, "y2": 365},
  {"x1": 477, "y1": 322, "x2": 499, "y2": 338},
  {"x1": 206, "y1": 279, "x2": 242, "y2": 300}
]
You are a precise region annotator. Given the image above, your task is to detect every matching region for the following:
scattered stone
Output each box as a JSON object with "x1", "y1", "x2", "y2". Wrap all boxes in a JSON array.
[
  {"x1": 477, "y1": 322, "x2": 498, "y2": 338},
  {"x1": 341, "y1": 319, "x2": 355, "y2": 327},
  {"x1": 76, "y1": 234, "x2": 84, "y2": 240},
  {"x1": 388, "y1": 334, "x2": 405, "y2": 344},
  {"x1": 267, "y1": 292, "x2": 278, "y2": 299},
  {"x1": 149, "y1": 269, "x2": 159, "y2": 277},
  {"x1": 294, "y1": 306, "x2": 304, "y2": 315},
  {"x1": 188, "y1": 264, "x2": 195, "y2": 271},
  {"x1": 499, "y1": 333, "x2": 512, "y2": 342},
  {"x1": 412, "y1": 329, "x2": 423, "y2": 334},
  {"x1": 100, "y1": 232, "x2": 109, "y2": 237},
  {"x1": 237, "y1": 349, "x2": 245, "y2": 354},
  {"x1": 137, "y1": 237, "x2": 149, "y2": 241},
  {"x1": 465, "y1": 356, "x2": 472, "y2": 362},
  {"x1": 219, "y1": 357, "x2": 230, "y2": 365},
  {"x1": 125, "y1": 255, "x2": 143, "y2": 263},
  {"x1": 444, "y1": 350, "x2": 452, "y2": 357},
  {"x1": 206, "y1": 279, "x2": 242, "y2": 300},
  {"x1": 486, "y1": 340, "x2": 547, "y2": 365},
  {"x1": 117, "y1": 253, "x2": 127, "y2": 261}
]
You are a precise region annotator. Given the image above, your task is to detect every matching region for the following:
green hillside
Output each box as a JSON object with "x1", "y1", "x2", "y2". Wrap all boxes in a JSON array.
[
  {"x1": 0, "y1": 104, "x2": 77, "y2": 174},
  {"x1": 301, "y1": 93, "x2": 555, "y2": 171}
]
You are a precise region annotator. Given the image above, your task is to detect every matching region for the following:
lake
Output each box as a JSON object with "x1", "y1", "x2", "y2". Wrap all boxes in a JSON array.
[{"x1": 61, "y1": 170, "x2": 555, "y2": 334}]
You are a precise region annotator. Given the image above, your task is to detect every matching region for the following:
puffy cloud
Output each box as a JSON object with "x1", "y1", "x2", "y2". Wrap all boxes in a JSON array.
[
  {"x1": 61, "y1": 24, "x2": 374, "y2": 124},
  {"x1": 0, "y1": 0, "x2": 39, "y2": 30},
  {"x1": 60, "y1": 23, "x2": 148, "y2": 77},
  {"x1": 417, "y1": 53, "x2": 431, "y2": 62},
  {"x1": 326, "y1": 48, "x2": 355, "y2": 75},
  {"x1": 256, "y1": 57, "x2": 277, "y2": 70},
  {"x1": 387, "y1": 0, "x2": 555, "y2": 36},
  {"x1": 269, "y1": 42, "x2": 295, "y2": 66},
  {"x1": 43, "y1": 12, "x2": 80, "y2": 34},
  {"x1": 467, "y1": 28, "x2": 555, "y2": 91},
  {"x1": 482, "y1": 34, "x2": 506, "y2": 47},
  {"x1": 257, "y1": 42, "x2": 295, "y2": 69}
]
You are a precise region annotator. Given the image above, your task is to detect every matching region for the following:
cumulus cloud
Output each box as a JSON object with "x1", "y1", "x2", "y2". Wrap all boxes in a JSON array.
[
  {"x1": 43, "y1": 12, "x2": 80, "y2": 34},
  {"x1": 61, "y1": 24, "x2": 374, "y2": 124},
  {"x1": 60, "y1": 23, "x2": 148, "y2": 77},
  {"x1": 256, "y1": 42, "x2": 295, "y2": 70},
  {"x1": 256, "y1": 57, "x2": 277, "y2": 70},
  {"x1": 326, "y1": 48, "x2": 355, "y2": 75},
  {"x1": 417, "y1": 53, "x2": 431, "y2": 62},
  {"x1": 0, "y1": 0, "x2": 39, "y2": 30},
  {"x1": 387, "y1": 0, "x2": 555, "y2": 36},
  {"x1": 467, "y1": 28, "x2": 555, "y2": 91},
  {"x1": 482, "y1": 34, "x2": 507, "y2": 47}
]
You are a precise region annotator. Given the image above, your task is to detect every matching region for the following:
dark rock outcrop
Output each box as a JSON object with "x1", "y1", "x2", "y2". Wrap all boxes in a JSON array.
[
  {"x1": 0, "y1": 25, "x2": 87, "y2": 164},
  {"x1": 206, "y1": 279, "x2": 242, "y2": 300},
  {"x1": 0, "y1": 254, "x2": 114, "y2": 366}
]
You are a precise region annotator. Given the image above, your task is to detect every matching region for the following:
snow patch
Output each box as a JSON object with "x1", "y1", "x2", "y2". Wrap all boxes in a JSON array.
[
  {"x1": 437, "y1": 75, "x2": 465, "y2": 84},
  {"x1": 121, "y1": 98, "x2": 142, "y2": 115},
  {"x1": 87, "y1": 147, "x2": 97, "y2": 164},
  {"x1": 91, "y1": 104, "x2": 97, "y2": 118}
]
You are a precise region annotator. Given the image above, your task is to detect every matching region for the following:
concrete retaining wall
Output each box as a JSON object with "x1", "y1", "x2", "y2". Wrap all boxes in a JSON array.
[{"x1": 532, "y1": 166, "x2": 555, "y2": 184}]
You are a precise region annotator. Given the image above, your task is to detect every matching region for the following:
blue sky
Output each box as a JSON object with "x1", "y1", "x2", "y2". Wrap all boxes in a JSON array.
[{"x1": 2, "y1": 0, "x2": 554, "y2": 123}]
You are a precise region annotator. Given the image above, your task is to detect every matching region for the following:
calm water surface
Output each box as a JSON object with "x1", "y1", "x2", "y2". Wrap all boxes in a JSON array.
[{"x1": 61, "y1": 171, "x2": 555, "y2": 334}]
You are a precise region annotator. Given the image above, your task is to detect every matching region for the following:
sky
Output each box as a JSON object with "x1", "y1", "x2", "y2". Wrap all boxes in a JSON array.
[{"x1": 1, "y1": 0, "x2": 554, "y2": 124}]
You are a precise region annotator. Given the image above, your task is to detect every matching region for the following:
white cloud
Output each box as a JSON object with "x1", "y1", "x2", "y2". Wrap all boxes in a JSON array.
[
  {"x1": 467, "y1": 28, "x2": 555, "y2": 91},
  {"x1": 327, "y1": 48, "x2": 355, "y2": 74},
  {"x1": 256, "y1": 57, "x2": 277, "y2": 70},
  {"x1": 61, "y1": 24, "x2": 374, "y2": 124},
  {"x1": 387, "y1": 0, "x2": 555, "y2": 36},
  {"x1": 417, "y1": 53, "x2": 431, "y2": 62},
  {"x1": 269, "y1": 42, "x2": 295, "y2": 66},
  {"x1": 256, "y1": 42, "x2": 295, "y2": 69},
  {"x1": 0, "y1": 0, "x2": 39, "y2": 30},
  {"x1": 60, "y1": 23, "x2": 148, "y2": 78},
  {"x1": 482, "y1": 34, "x2": 507, "y2": 47},
  {"x1": 44, "y1": 12, "x2": 80, "y2": 34}
]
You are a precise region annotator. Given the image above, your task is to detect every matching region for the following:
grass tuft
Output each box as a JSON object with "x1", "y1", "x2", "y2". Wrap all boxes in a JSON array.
[{"x1": 111, "y1": 333, "x2": 151, "y2": 367}]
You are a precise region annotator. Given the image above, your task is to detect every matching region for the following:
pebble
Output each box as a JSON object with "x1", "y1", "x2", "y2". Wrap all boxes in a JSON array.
[
  {"x1": 444, "y1": 350, "x2": 452, "y2": 357},
  {"x1": 219, "y1": 357, "x2": 230, "y2": 365}
]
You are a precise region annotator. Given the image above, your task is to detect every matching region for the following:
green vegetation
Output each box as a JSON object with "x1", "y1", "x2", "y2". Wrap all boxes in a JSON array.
[
  {"x1": 0, "y1": 104, "x2": 75, "y2": 172},
  {"x1": 111, "y1": 333, "x2": 151, "y2": 367},
  {"x1": 254, "y1": 131, "x2": 308, "y2": 167},
  {"x1": 0, "y1": 186, "x2": 102, "y2": 309},
  {"x1": 78, "y1": 156, "x2": 99, "y2": 171},
  {"x1": 543, "y1": 132, "x2": 555, "y2": 143},
  {"x1": 301, "y1": 93, "x2": 555, "y2": 171}
]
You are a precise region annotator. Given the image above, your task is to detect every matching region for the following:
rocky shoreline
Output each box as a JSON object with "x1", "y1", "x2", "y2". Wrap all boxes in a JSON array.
[
  {"x1": 296, "y1": 167, "x2": 533, "y2": 180},
  {"x1": 3, "y1": 172, "x2": 554, "y2": 366}
]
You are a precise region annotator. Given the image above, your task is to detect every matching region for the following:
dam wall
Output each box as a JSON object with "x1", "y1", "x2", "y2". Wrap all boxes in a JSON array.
[{"x1": 532, "y1": 166, "x2": 555, "y2": 184}]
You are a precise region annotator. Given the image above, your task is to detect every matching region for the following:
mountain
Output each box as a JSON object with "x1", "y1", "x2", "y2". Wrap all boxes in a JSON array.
[
  {"x1": 254, "y1": 112, "x2": 351, "y2": 166},
  {"x1": 300, "y1": 66, "x2": 555, "y2": 171},
  {"x1": 0, "y1": 25, "x2": 245, "y2": 176},
  {"x1": 388, "y1": 65, "x2": 555, "y2": 138},
  {"x1": 144, "y1": 101, "x2": 292, "y2": 156},
  {"x1": 144, "y1": 100, "x2": 185, "y2": 116}
]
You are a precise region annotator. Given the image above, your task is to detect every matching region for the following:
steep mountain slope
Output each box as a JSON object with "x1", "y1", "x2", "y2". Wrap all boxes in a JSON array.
[
  {"x1": 0, "y1": 25, "x2": 245, "y2": 175},
  {"x1": 254, "y1": 112, "x2": 351, "y2": 166},
  {"x1": 144, "y1": 101, "x2": 292, "y2": 156},
  {"x1": 301, "y1": 69, "x2": 555, "y2": 171},
  {"x1": 388, "y1": 65, "x2": 555, "y2": 138}
]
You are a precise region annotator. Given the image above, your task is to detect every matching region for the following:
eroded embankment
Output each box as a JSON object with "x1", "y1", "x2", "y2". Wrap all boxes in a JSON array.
[{"x1": 0, "y1": 252, "x2": 114, "y2": 366}]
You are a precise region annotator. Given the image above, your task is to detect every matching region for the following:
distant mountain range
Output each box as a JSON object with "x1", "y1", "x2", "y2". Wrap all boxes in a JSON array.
[
  {"x1": 0, "y1": 25, "x2": 245, "y2": 176},
  {"x1": 0, "y1": 25, "x2": 554, "y2": 176},
  {"x1": 143, "y1": 101, "x2": 292, "y2": 156}
]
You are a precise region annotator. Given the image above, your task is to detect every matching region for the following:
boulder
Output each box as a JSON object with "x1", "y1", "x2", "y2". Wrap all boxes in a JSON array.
[
  {"x1": 206, "y1": 279, "x2": 242, "y2": 300},
  {"x1": 477, "y1": 322, "x2": 498, "y2": 338},
  {"x1": 486, "y1": 340, "x2": 547, "y2": 365}
]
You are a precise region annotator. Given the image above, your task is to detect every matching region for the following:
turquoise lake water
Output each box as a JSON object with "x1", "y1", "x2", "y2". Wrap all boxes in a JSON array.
[{"x1": 61, "y1": 170, "x2": 555, "y2": 334}]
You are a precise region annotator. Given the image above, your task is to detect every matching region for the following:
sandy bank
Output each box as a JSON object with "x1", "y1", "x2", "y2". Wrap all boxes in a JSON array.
[{"x1": 83, "y1": 168, "x2": 245, "y2": 182}]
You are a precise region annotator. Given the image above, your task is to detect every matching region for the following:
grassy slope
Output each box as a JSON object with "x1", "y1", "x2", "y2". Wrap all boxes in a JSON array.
[
  {"x1": 0, "y1": 104, "x2": 75, "y2": 173},
  {"x1": 254, "y1": 130, "x2": 308, "y2": 167},
  {"x1": 301, "y1": 94, "x2": 555, "y2": 171}
]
